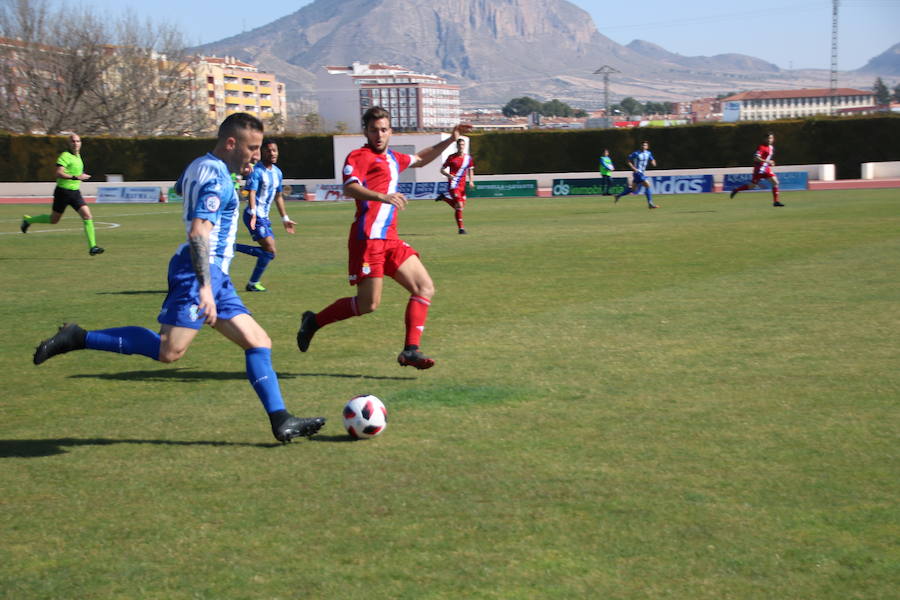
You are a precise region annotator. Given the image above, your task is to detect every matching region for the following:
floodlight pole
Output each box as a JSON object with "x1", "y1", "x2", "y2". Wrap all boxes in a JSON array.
[
  {"x1": 830, "y1": 0, "x2": 839, "y2": 115},
  {"x1": 593, "y1": 65, "x2": 619, "y2": 128}
]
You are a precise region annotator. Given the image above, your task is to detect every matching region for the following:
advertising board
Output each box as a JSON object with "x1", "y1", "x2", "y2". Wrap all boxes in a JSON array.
[
  {"x1": 468, "y1": 180, "x2": 538, "y2": 198},
  {"x1": 723, "y1": 172, "x2": 808, "y2": 191},
  {"x1": 552, "y1": 178, "x2": 628, "y2": 197},
  {"x1": 97, "y1": 186, "x2": 162, "y2": 203}
]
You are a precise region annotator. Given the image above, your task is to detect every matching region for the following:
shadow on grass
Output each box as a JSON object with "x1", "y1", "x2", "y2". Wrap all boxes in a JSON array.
[
  {"x1": 69, "y1": 368, "x2": 415, "y2": 382},
  {"x1": 1, "y1": 433, "x2": 357, "y2": 458},
  {"x1": 96, "y1": 290, "x2": 167, "y2": 295}
]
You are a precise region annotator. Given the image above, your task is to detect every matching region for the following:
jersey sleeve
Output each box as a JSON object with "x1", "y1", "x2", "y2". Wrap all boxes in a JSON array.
[
  {"x1": 395, "y1": 152, "x2": 413, "y2": 172},
  {"x1": 189, "y1": 167, "x2": 228, "y2": 225},
  {"x1": 342, "y1": 151, "x2": 367, "y2": 186},
  {"x1": 275, "y1": 167, "x2": 284, "y2": 193},
  {"x1": 56, "y1": 153, "x2": 70, "y2": 168},
  {"x1": 243, "y1": 168, "x2": 262, "y2": 193}
]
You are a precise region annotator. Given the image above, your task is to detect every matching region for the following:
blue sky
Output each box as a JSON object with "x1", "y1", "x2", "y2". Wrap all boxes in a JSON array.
[{"x1": 79, "y1": 0, "x2": 898, "y2": 71}]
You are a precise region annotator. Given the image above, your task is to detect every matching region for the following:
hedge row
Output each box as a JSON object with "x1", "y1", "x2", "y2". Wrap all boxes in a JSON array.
[
  {"x1": 0, "y1": 133, "x2": 334, "y2": 182},
  {"x1": 2, "y1": 115, "x2": 897, "y2": 182}
]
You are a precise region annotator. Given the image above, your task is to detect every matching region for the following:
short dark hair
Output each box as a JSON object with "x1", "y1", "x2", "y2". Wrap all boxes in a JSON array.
[
  {"x1": 218, "y1": 113, "x2": 264, "y2": 140},
  {"x1": 362, "y1": 106, "x2": 391, "y2": 129},
  {"x1": 262, "y1": 138, "x2": 277, "y2": 148}
]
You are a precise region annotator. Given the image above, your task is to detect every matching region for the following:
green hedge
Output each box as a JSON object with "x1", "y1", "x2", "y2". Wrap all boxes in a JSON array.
[
  {"x1": 2, "y1": 116, "x2": 898, "y2": 182},
  {"x1": 0, "y1": 133, "x2": 334, "y2": 182},
  {"x1": 471, "y1": 115, "x2": 900, "y2": 180}
]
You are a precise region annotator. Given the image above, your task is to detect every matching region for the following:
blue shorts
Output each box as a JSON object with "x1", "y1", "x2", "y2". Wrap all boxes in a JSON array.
[
  {"x1": 243, "y1": 210, "x2": 274, "y2": 242},
  {"x1": 157, "y1": 246, "x2": 250, "y2": 329},
  {"x1": 632, "y1": 171, "x2": 650, "y2": 186}
]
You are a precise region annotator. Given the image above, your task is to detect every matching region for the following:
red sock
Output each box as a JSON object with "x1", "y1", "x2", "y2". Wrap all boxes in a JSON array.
[
  {"x1": 443, "y1": 197, "x2": 456, "y2": 208},
  {"x1": 404, "y1": 295, "x2": 431, "y2": 347},
  {"x1": 772, "y1": 186, "x2": 780, "y2": 203},
  {"x1": 735, "y1": 183, "x2": 751, "y2": 192},
  {"x1": 316, "y1": 297, "x2": 358, "y2": 327},
  {"x1": 454, "y1": 209, "x2": 464, "y2": 229}
]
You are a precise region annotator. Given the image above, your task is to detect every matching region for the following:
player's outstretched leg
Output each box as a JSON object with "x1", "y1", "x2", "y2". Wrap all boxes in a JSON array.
[{"x1": 33, "y1": 323, "x2": 87, "y2": 364}]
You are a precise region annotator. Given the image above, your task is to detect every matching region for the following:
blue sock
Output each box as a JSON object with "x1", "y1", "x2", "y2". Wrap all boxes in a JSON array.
[
  {"x1": 645, "y1": 187, "x2": 654, "y2": 204},
  {"x1": 250, "y1": 251, "x2": 274, "y2": 283},
  {"x1": 85, "y1": 327, "x2": 161, "y2": 360},
  {"x1": 245, "y1": 347, "x2": 285, "y2": 414}
]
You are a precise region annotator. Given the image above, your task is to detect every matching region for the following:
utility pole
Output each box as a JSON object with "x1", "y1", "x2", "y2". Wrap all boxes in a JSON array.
[
  {"x1": 593, "y1": 65, "x2": 619, "y2": 128},
  {"x1": 830, "y1": 0, "x2": 839, "y2": 115}
]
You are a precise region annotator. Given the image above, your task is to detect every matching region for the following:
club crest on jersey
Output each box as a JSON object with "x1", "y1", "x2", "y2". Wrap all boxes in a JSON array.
[
  {"x1": 343, "y1": 165, "x2": 353, "y2": 176},
  {"x1": 206, "y1": 196, "x2": 220, "y2": 212},
  {"x1": 362, "y1": 262, "x2": 371, "y2": 275},
  {"x1": 189, "y1": 304, "x2": 200, "y2": 322}
]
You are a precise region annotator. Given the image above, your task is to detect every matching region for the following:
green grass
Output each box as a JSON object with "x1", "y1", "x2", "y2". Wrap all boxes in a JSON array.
[{"x1": 1, "y1": 189, "x2": 898, "y2": 599}]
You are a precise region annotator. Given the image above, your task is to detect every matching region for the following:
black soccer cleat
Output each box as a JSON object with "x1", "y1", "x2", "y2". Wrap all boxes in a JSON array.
[
  {"x1": 434, "y1": 193, "x2": 445, "y2": 202},
  {"x1": 296, "y1": 310, "x2": 319, "y2": 352},
  {"x1": 20, "y1": 217, "x2": 30, "y2": 234},
  {"x1": 89, "y1": 246, "x2": 104, "y2": 256},
  {"x1": 773, "y1": 201, "x2": 785, "y2": 207},
  {"x1": 730, "y1": 189, "x2": 738, "y2": 199},
  {"x1": 458, "y1": 228, "x2": 467, "y2": 234},
  {"x1": 34, "y1": 323, "x2": 87, "y2": 365},
  {"x1": 273, "y1": 415, "x2": 326, "y2": 443},
  {"x1": 397, "y1": 348, "x2": 435, "y2": 370}
]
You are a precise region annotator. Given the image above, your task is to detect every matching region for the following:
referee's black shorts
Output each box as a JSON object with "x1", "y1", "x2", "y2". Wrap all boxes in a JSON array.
[{"x1": 52, "y1": 186, "x2": 86, "y2": 213}]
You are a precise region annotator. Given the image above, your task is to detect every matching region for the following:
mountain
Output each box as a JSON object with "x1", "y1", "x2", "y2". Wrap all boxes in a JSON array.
[
  {"x1": 856, "y1": 42, "x2": 900, "y2": 77},
  {"x1": 192, "y1": 0, "x2": 882, "y2": 108}
]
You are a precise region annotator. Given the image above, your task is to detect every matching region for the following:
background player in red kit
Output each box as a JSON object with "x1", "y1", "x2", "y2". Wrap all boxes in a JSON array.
[
  {"x1": 296, "y1": 106, "x2": 471, "y2": 369},
  {"x1": 730, "y1": 132, "x2": 784, "y2": 206},
  {"x1": 435, "y1": 137, "x2": 475, "y2": 234}
]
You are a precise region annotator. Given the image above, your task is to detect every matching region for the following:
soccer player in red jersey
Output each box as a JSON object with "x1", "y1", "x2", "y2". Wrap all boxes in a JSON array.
[
  {"x1": 435, "y1": 137, "x2": 475, "y2": 234},
  {"x1": 730, "y1": 132, "x2": 784, "y2": 206},
  {"x1": 296, "y1": 106, "x2": 471, "y2": 369}
]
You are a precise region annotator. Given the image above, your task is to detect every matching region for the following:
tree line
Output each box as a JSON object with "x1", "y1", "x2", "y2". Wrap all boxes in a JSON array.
[{"x1": 0, "y1": 0, "x2": 209, "y2": 136}]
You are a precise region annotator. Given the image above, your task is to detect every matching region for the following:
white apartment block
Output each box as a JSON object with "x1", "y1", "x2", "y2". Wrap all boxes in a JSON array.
[
  {"x1": 193, "y1": 56, "x2": 287, "y2": 127},
  {"x1": 316, "y1": 62, "x2": 460, "y2": 132},
  {"x1": 722, "y1": 88, "x2": 876, "y2": 121}
]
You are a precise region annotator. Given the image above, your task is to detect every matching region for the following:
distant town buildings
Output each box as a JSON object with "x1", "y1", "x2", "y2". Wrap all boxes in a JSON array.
[
  {"x1": 192, "y1": 56, "x2": 287, "y2": 127},
  {"x1": 316, "y1": 62, "x2": 460, "y2": 132},
  {"x1": 720, "y1": 88, "x2": 876, "y2": 121}
]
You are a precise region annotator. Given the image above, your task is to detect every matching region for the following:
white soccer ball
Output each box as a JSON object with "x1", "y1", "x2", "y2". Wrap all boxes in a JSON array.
[{"x1": 342, "y1": 394, "x2": 388, "y2": 439}]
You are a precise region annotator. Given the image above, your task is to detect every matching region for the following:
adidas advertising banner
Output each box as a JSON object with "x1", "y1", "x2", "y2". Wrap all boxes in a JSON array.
[
  {"x1": 469, "y1": 180, "x2": 538, "y2": 198},
  {"x1": 97, "y1": 186, "x2": 162, "y2": 203},
  {"x1": 723, "y1": 172, "x2": 808, "y2": 191},
  {"x1": 646, "y1": 175, "x2": 714, "y2": 194},
  {"x1": 552, "y1": 178, "x2": 628, "y2": 197},
  {"x1": 314, "y1": 184, "x2": 351, "y2": 202}
]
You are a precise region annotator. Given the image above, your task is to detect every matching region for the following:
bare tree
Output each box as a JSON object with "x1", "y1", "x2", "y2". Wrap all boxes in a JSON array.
[{"x1": 1, "y1": 0, "x2": 207, "y2": 136}]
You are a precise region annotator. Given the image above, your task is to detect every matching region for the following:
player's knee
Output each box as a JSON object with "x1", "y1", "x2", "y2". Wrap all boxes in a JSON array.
[
  {"x1": 358, "y1": 299, "x2": 379, "y2": 314},
  {"x1": 416, "y1": 281, "x2": 435, "y2": 299},
  {"x1": 158, "y1": 347, "x2": 186, "y2": 363}
]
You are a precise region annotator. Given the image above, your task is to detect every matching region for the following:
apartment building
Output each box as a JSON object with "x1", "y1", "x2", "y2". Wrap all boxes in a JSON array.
[
  {"x1": 721, "y1": 88, "x2": 875, "y2": 121},
  {"x1": 193, "y1": 56, "x2": 287, "y2": 126},
  {"x1": 316, "y1": 62, "x2": 460, "y2": 132}
]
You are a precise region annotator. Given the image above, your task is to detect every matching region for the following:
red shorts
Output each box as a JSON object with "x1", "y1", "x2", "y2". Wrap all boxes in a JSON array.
[
  {"x1": 752, "y1": 168, "x2": 775, "y2": 184},
  {"x1": 448, "y1": 187, "x2": 467, "y2": 206},
  {"x1": 348, "y1": 237, "x2": 419, "y2": 286}
]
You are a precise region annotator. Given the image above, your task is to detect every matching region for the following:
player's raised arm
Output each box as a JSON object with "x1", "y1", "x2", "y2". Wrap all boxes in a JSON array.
[{"x1": 410, "y1": 123, "x2": 473, "y2": 168}]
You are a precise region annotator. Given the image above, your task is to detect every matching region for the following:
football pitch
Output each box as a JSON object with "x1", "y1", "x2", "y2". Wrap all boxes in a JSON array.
[{"x1": 1, "y1": 189, "x2": 897, "y2": 599}]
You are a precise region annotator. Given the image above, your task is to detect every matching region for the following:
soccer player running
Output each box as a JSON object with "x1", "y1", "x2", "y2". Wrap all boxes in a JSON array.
[
  {"x1": 434, "y1": 137, "x2": 475, "y2": 234},
  {"x1": 599, "y1": 148, "x2": 614, "y2": 195},
  {"x1": 32, "y1": 114, "x2": 325, "y2": 443},
  {"x1": 730, "y1": 132, "x2": 784, "y2": 206},
  {"x1": 296, "y1": 106, "x2": 472, "y2": 370},
  {"x1": 21, "y1": 133, "x2": 104, "y2": 255},
  {"x1": 614, "y1": 140, "x2": 659, "y2": 209},
  {"x1": 235, "y1": 139, "x2": 297, "y2": 291}
]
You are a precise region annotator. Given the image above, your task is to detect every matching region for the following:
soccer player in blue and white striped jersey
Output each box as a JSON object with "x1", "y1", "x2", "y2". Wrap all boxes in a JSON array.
[
  {"x1": 615, "y1": 141, "x2": 659, "y2": 208},
  {"x1": 32, "y1": 114, "x2": 325, "y2": 443},
  {"x1": 235, "y1": 139, "x2": 296, "y2": 292}
]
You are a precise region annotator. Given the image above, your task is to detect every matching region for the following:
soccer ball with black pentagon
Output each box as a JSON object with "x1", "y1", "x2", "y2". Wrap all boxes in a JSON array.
[{"x1": 342, "y1": 394, "x2": 387, "y2": 439}]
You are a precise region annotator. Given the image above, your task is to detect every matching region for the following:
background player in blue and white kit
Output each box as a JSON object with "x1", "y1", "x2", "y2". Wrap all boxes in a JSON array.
[
  {"x1": 235, "y1": 139, "x2": 296, "y2": 292},
  {"x1": 31, "y1": 113, "x2": 325, "y2": 443},
  {"x1": 615, "y1": 141, "x2": 659, "y2": 209}
]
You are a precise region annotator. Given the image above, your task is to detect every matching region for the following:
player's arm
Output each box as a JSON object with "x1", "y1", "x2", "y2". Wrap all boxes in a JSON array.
[
  {"x1": 651, "y1": 157, "x2": 657, "y2": 168},
  {"x1": 187, "y1": 217, "x2": 216, "y2": 326},
  {"x1": 467, "y1": 165, "x2": 475, "y2": 187},
  {"x1": 409, "y1": 124, "x2": 473, "y2": 168},
  {"x1": 343, "y1": 181, "x2": 407, "y2": 210},
  {"x1": 440, "y1": 165, "x2": 451, "y2": 179},
  {"x1": 626, "y1": 159, "x2": 637, "y2": 172},
  {"x1": 273, "y1": 191, "x2": 296, "y2": 233}
]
